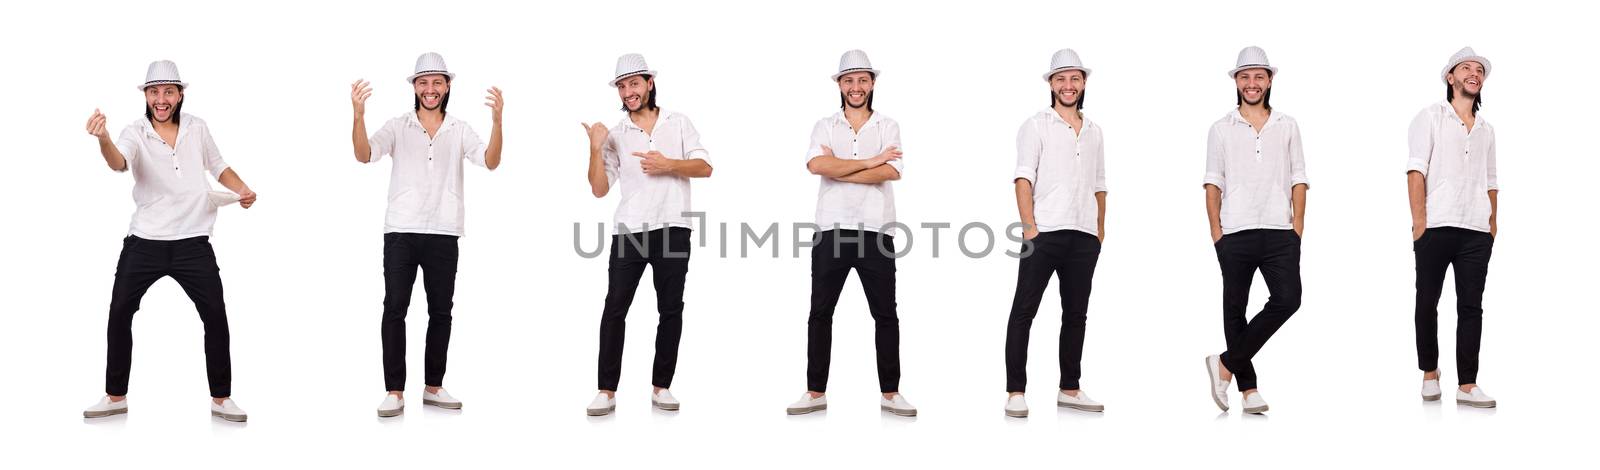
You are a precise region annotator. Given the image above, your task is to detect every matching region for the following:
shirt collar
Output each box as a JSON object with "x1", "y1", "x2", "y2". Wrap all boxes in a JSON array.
[
  {"x1": 831, "y1": 110, "x2": 881, "y2": 129},
  {"x1": 140, "y1": 114, "x2": 192, "y2": 139},
  {"x1": 1043, "y1": 108, "x2": 1093, "y2": 130},
  {"x1": 1229, "y1": 108, "x2": 1283, "y2": 128},
  {"x1": 619, "y1": 109, "x2": 673, "y2": 131},
  {"x1": 406, "y1": 111, "x2": 459, "y2": 131},
  {"x1": 1437, "y1": 101, "x2": 1487, "y2": 128}
]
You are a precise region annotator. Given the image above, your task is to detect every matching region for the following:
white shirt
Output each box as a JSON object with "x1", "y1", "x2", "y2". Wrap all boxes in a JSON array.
[
  {"x1": 114, "y1": 114, "x2": 232, "y2": 241},
  {"x1": 1203, "y1": 110, "x2": 1310, "y2": 235},
  {"x1": 1014, "y1": 109, "x2": 1107, "y2": 236},
  {"x1": 806, "y1": 112, "x2": 904, "y2": 235},
  {"x1": 1407, "y1": 102, "x2": 1498, "y2": 233},
  {"x1": 368, "y1": 112, "x2": 488, "y2": 236},
  {"x1": 602, "y1": 110, "x2": 710, "y2": 234}
]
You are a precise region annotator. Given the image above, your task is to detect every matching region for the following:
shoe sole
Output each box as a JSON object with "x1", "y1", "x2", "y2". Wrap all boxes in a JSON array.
[
  {"x1": 211, "y1": 411, "x2": 247, "y2": 422},
  {"x1": 786, "y1": 404, "x2": 826, "y2": 415},
  {"x1": 83, "y1": 407, "x2": 128, "y2": 419},
  {"x1": 652, "y1": 400, "x2": 680, "y2": 411},
  {"x1": 377, "y1": 407, "x2": 404, "y2": 418},
  {"x1": 1058, "y1": 401, "x2": 1105, "y2": 412},
  {"x1": 423, "y1": 399, "x2": 462, "y2": 410},
  {"x1": 1005, "y1": 409, "x2": 1028, "y2": 418},
  {"x1": 586, "y1": 405, "x2": 616, "y2": 416},
  {"x1": 1422, "y1": 394, "x2": 1442, "y2": 402},
  {"x1": 1455, "y1": 399, "x2": 1496, "y2": 408},
  {"x1": 881, "y1": 406, "x2": 917, "y2": 417},
  {"x1": 1205, "y1": 356, "x2": 1230, "y2": 412},
  {"x1": 1244, "y1": 405, "x2": 1269, "y2": 414}
]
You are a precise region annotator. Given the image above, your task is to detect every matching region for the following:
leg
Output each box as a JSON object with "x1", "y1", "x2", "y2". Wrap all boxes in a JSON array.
[
  {"x1": 1412, "y1": 229, "x2": 1452, "y2": 375},
  {"x1": 1453, "y1": 231, "x2": 1493, "y2": 385},
  {"x1": 806, "y1": 231, "x2": 853, "y2": 393},
  {"x1": 381, "y1": 233, "x2": 421, "y2": 392},
  {"x1": 1004, "y1": 233, "x2": 1059, "y2": 393},
  {"x1": 597, "y1": 232, "x2": 649, "y2": 391},
  {"x1": 649, "y1": 228, "x2": 691, "y2": 389},
  {"x1": 857, "y1": 232, "x2": 900, "y2": 394},
  {"x1": 167, "y1": 237, "x2": 232, "y2": 398},
  {"x1": 419, "y1": 235, "x2": 460, "y2": 388},
  {"x1": 1233, "y1": 230, "x2": 1304, "y2": 391},
  {"x1": 1057, "y1": 232, "x2": 1101, "y2": 391},
  {"x1": 105, "y1": 236, "x2": 167, "y2": 397},
  {"x1": 1215, "y1": 231, "x2": 1260, "y2": 390}
]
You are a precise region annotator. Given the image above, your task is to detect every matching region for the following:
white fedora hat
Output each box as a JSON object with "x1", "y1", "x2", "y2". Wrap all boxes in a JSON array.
[
  {"x1": 1042, "y1": 48, "x2": 1092, "y2": 81},
  {"x1": 406, "y1": 52, "x2": 456, "y2": 84},
  {"x1": 138, "y1": 60, "x2": 188, "y2": 91},
  {"x1": 610, "y1": 53, "x2": 657, "y2": 87},
  {"x1": 832, "y1": 49, "x2": 881, "y2": 81},
  {"x1": 1227, "y1": 46, "x2": 1278, "y2": 79},
  {"x1": 1441, "y1": 47, "x2": 1491, "y2": 84}
]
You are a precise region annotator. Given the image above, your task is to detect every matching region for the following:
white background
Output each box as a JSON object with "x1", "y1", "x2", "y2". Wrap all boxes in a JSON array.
[{"x1": 2, "y1": 0, "x2": 1593, "y2": 467}]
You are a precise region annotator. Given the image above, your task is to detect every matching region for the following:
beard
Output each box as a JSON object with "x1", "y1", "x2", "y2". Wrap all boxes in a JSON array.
[
  {"x1": 414, "y1": 91, "x2": 450, "y2": 112},
  {"x1": 1053, "y1": 90, "x2": 1080, "y2": 108}
]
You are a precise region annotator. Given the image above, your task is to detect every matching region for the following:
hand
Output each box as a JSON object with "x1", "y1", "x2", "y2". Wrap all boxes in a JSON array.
[
  {"x1": 238, "y1": 189, "x2": 257, "y2": 209},
  {"x1": 86, "y1": 109, "x2": 110, "y2": 140},
  {"x1": 1098, "y1": 231, "x2": 1105, "y2": 244},
  {"x1": 633, "y1": 151, "x2": 675, "y2": 176},
  {"x1": 1211, "y1": 227, "x2": 1223, "y2": 244},
  {"x1": 583, "y1": 122, "x2": 609, "y2": 151},
  {"x1": 868, "y1": 146, "x2": 902, "y2": 167},
  {"x1": 1023, "y1": 227, "x2": 1039, "y2": 241},
  {"x1": 1412, "y1": 225, "x2": 1426, "y2": 241},
  {"x1": 820, "y1": 145, "x2": 836, "y2": 158},
  {"x1": 484, "y1": 86, "x2": 503, "y2": 123},
  {"x1": 1294, "y1": 223, "x2": 1304, "y2": 238},
  {"x1": 1489, "y1": 222, "x2": 1496, "y2": 239},
  {"x1": 351, "y1": 80, "x2": 372, "y2": 116}
]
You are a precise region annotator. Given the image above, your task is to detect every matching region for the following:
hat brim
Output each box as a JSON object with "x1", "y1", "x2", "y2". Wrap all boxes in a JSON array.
[
  {"x1": 406, "y1": 71, "x2": 456, "y2": 85},
  {"x1": 831, "y1": 68, "x2": 881, "y2": 82},
  {"x1": 1042, "y1": 67, "x2": 1092, "y2": 82},
  {"x1": 1227, "y1": 65, "x2": 1278, "y2": 79},
  {"x1": 1441, "y1": 56, "x2": 1491, "y2": 84},
  {"x1": 609, "y1": 70, "x2": 656, "y2": 87},
  {"x1": 137, "y1": 81, "x2": 188, "y2": 92}
]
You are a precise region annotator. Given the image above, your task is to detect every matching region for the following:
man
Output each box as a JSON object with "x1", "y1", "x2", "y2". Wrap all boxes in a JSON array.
[
  {"x1": 1003, "y1": 49, "x2": 1108, "y2": 418},
  {"x1": 81, "y1": 60, "x2": 257, "y2": 422},
  {"x1": 1407, "y1": 47, "x2": 1499, "y2": 408},
  {"x1": 786, "y1": 49, "x2": 915, "y2": 417},
  {"x1": 351, "y1": 52, "x2": 504, "y2": 417},
  {"x1": 582, "y1": 53, "x2": 713, "y2": 416},
  {"x1": 1202, "y1": 46, "x2": 1309, "y2": 415}
]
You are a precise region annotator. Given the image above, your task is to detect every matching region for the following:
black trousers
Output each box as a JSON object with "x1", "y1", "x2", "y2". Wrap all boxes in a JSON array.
[
  {"x1": 1214, "y1": 229, "x2": 1302, "y2": 392},
  {"x1": 105, "y1": 235, "x2": 232, "y2": 398},
  {"x1": 1414, "y1": 227, "x2": 1493, "y2": 385},
  {"x1": 807, "y1": 229, "x2": 900, "y2": 393},
  {"x1": 381, "y1": 232, "x2": 459, "y2": 391},
  {"x1": 1004, "y1": 230, "x2": 1101, "y2": 393},
  {"x1": 597, "y1": 227, "x2": 691, "y2": 391}
]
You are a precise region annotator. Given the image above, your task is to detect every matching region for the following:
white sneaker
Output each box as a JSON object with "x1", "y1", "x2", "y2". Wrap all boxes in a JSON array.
[
  {"x1": 1242, "y1": 391, "x2": 1269, "y2": 414},
  {"x1": 376, "y1": 393, "x2": 404, "y2": 417},
  {"x1": 210, "y1": 398, "x2": 248, "y2": 422},
  {"x1": 880, "y1": 393, "x2": 917, "y2": 417},
  {"x1": 1004, "y1": 394, "x2": 1028, "y2": 418},
  {"x1": 652, "y1": 389, "x2": 680, "y2": 411},
  {"x1": 83, "y1": 396, "x2": 128, "y2": 419},
  {"x1": 1456, "y1": 386, "x2": 1497, "y2": 408},
  {"x1": 1205, "y1": 355, "x2": 1231, "y2": 412},
  {"x1": 786, "y1": 392, "x2": 827, "y2": 415},
  {"x1": 1421, "y1": 376, "x2": 1442, "y2": 402},
  {"x1": 423, "y1": 388, "x2": 462, "y2": 410},
  {"x1": 1057, "y1": 390, "x2": 1104, "y2": 412},
  {"x1": 586, "y1": 392, "x2": 616, "y2": 416}
]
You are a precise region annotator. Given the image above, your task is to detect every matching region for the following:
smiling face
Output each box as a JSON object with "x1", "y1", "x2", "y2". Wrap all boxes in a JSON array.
[
  {"x1": 144, "y1": 84, "x2": 182, "y2": 123},
  {"x1": 413, "y1": 74, "x2": 450, "y2": 112},
  {"x1": 1234, "y1": 68, "x2": 1272, "y2": 107},
  {"x1": 1447, "y1": 60, "x2": 1486, "y2": 98},
  {"x1": 615, "y1": 75, "x2": 654, "y2": 112},
  {"x1": 837, "y1": 71, "x2": 874, "y2": 110},
  {"x1": 1049, "y1": 69, "x2": 1086, "y2": 109}
]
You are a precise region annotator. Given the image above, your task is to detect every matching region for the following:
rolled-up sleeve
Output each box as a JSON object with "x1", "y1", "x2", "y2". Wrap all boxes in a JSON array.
[
  {"x1": 805, "y1": 120, "x2": 829, "y2": 169},
  {"x1": 881, "y1": 119, "x2": 904, "y2": 175},
  {"x1": 1094, "y1": 129, "x2": 1108, "y2": 193},
  {"x1": 1014, "y1": 119, "x2": 1041, "y2": 185},
  {"x1": 602, "y1": 133, "x2": 620, "y2": 187},
  {"x1": 368, "y1": 118, "x2": 399, "y2": 163},
  {"x1": 115, "y1": 125, "x2": 141, "y2": 172},
  {"x1": 677, "y1": 115, "x2": 710, "y2": 165},
  {"x1": 1203, "y1": 125, "x2": 1226, "y2": 190},
  {"x1": 200, "y1": 124, "x2": 231, "y2": 179},
  {"x1": 461, "y1": 124, "x2": 488, "y2": 168},
  {"x1": 1406, "y1": 109, "x2": 1434, "y2": 176},
  {"x1": 1288, "y1": 122, "x2": 1309, "y2": 189},
  {"x1": 1486, "y1": 129, "x2": 1498, "y2": 191}
]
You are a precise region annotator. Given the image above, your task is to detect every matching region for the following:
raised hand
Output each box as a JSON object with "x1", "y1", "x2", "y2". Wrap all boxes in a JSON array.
[
  {"x1": 484, "y1": 86, "x2": 504, "y2": 123},
  {"x1": 86, "y1": 109, "x2": 110, "y2": 140},
  {"x1": 351, "y1": 79, "x2": 372, "y2": 116},
  {"x1": 583, "y1": 122, "x2": 609, "y2": 151}
]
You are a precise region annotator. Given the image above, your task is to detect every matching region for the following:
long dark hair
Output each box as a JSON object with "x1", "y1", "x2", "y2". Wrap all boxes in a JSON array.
[
  {"x1": 1446, "y1": 84, "x2": 1482, "y2": 116},
  {"x1": 620, "y1": 75, "x2": 659, "y2": 112},
  {"x1": 144, "y1": 91, "x2": 183, "y2": 125}
]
